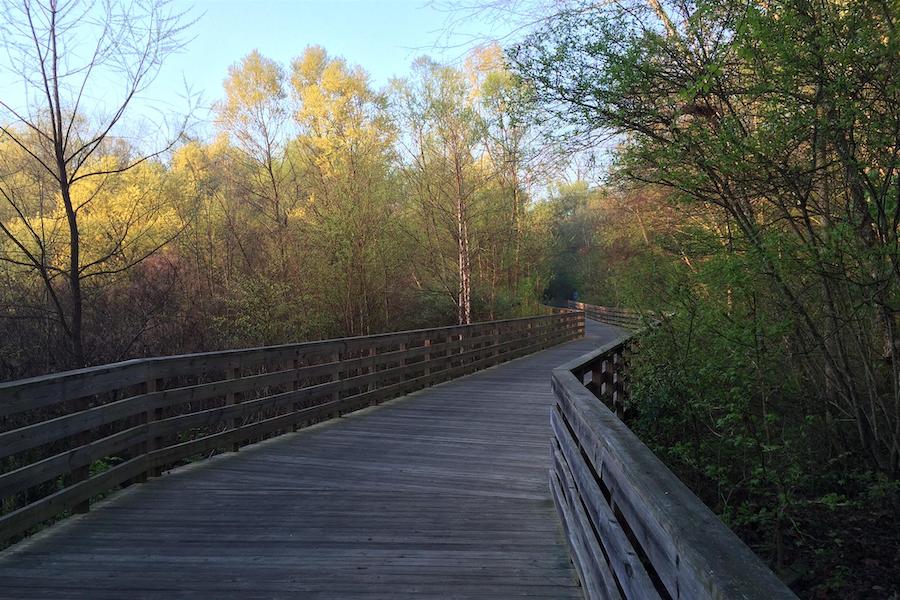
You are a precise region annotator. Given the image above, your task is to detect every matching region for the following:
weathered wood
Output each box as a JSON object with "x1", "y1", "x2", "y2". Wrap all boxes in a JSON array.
[
  {"x1": 0, "y1": 424, "x2": 148, "y2": 499},
  {"x1": 552, "y1": 447, "x2": 624, "y2": 600},
  {"x1": 144, "y1": 376, "x2": 164, "y2": 479},
  {"x1": 567, "y1": 301, "x2": 645, "y2": 330},
  {"x1": 69, "y1": 395, "x2": 91, "y2": 515},
  {"x1": 550, "y1": 467, "x2": 618, "y2": 600},
  {"x1": 0, "y1": 361, "x2": 149, "y2": 419},
  {"x1": 551, "y1": 408, "x2": 660, "y2": 600},
  {"x1": 0, "y1": 318, "x2": 621, "y2": 599},
  {"x1": 0, "y1": 456, "x2": 147, "y2": 542},
  {"x1": 0, "y1": 310, "x2": 584, "y2": 546},
  {"x1": 0, "y1": 366, "x2": 326, "y2": 461},
  {"x1": 551, "y1": 327, "x2": 798, "y2": 600}
]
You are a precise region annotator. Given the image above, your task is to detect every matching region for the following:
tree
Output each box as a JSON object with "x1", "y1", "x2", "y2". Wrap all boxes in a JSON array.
[
  {"x1": 512, "y1": 0, "x2": 900, "y2": 473},
  {"x1": 465, "y1": 44, "x2": 561, "y2": 293},
  {"x1": 0, "y1": 0, "x2": 191, "y2": 366},
  {"x1": 215, "y1": 50, "x2": 295, "y2": 274},
  {"x1": 394, "y1": 58, "x2": 491, "y2": 325},
  {"x1": 290, "y1": 46, "x2": 403, "y2": 335}
]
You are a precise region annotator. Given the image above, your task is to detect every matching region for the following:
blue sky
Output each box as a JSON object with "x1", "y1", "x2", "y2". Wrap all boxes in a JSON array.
[
  {"x1": 154, "y1": 0, "x2": 515, "y2": 115},
  {"x1": 0, "y1": 1, "x2": 518, "y2": 134},
  {"x1": 1, "y1": 0, "x2": 559, "y2": 157}
]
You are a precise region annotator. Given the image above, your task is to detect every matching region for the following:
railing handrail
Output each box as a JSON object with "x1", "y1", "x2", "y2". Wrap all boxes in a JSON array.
[
  {"x1": 1, "y1": 310, "x2": 585, "y2": 547},
  {"x1": 0, "y1": 312, "x2": 571, "y2": 392},
  {"x1": 0, "y1": 312, "x2": 579, "y2": 418},
  {"x1": 550, "y1": 332, "x2": 797, "y2": 599},
  {"x1": 566, "y1": 300, "x2": 646, "y2": 330}
]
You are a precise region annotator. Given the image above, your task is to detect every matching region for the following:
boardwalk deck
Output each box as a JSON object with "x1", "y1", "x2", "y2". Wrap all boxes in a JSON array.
[{"x1": 0, "y1": 320, "x2": 625, "y2": 599}]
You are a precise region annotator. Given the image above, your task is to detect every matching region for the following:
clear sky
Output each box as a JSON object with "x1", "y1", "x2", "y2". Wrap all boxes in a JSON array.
[{"x1": 153, "y1": 0, "x2": 515, "y2": 119}]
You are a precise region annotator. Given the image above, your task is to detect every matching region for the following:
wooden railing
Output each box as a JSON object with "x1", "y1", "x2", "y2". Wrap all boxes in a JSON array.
[
  {"x1": 567, "y1": 301, "x2": 644, "y2": 330},
  {"x1": 0, "y1": 310, "x2": 584, "y2": 546},
  {"x1": 550, "y1": 334, "x2": 797, "y2": 600}
]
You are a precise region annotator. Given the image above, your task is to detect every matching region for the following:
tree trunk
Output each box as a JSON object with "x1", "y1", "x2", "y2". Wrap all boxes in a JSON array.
[
  {"x1": 51, "y1": 6, "x2": 85, "y2": 367},
  {"x1": 63, "y1": 191, "x2": 85, "y2": 366},
  {"x1": 454, "y1": 150, "x2": 472, "y2": 325},
  {"x1": 457, "y1": 195, "x2": 471, "y2": 325}
]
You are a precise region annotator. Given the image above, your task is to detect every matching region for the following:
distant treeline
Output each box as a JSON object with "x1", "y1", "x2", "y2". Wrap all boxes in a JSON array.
[{"x1": 0, "y1": 5, "x2": 575, "y2": 379}]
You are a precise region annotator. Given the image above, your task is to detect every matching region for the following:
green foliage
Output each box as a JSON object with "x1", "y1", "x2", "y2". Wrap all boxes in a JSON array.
[
  {"x1": 215, "y1": 277, "x2": 332, "y2": 348},
  {"x1": 513, "y1": 0, "x2": 900, "y2": 593}
]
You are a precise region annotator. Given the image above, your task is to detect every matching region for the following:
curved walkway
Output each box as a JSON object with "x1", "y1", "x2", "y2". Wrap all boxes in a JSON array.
[{"x1": 0, "y1": 320, "x2": 624, "y2": 599}]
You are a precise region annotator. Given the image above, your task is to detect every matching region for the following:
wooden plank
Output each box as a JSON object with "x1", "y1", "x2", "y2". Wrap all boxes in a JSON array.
[
  {"x1": 552, "y1": 447, "x2": 624, "y2": 600},
  {"x1": 0, "y1": 365, "x2": 324, "y2": 461},
  {"x1": 551, "y1": 408, "x2": 661, "y2": 600},
  {"x1": 0, "y1": 310, "x2": 584, "y2": 561},
  {"x1": 552, "y1": 364, "x2": 797, "y2": 600},
  {"x1": 143, "y1": 320, "x2": 582, "y2": 475},
  {"x1": 0, "y1": 424, "x2": 148, "y2": 499},
  {"x1": 146, "y1": 380, "x2": 341, "y2": 439},
  {"x1": 550, "y1": 469, "x2": 596, "y2": 598},
  {"x1": 0, "y1": 313, "x2": 568, "y2": 418},
  {"x1": 0, "y1": 361, "x2": 148, "y2": 418},
  {"x1": 550, "y1": 465, "x2": 620, "y2": 600},
  {"x1": 554, "y1": 371, "x2": 686, "y2": 596},
  {"x1": 0, "y1": 456, "x2": 147, "y2": 544},
  {"x1": 0, "y1": 393, "x2": 146, "y2": 461}
]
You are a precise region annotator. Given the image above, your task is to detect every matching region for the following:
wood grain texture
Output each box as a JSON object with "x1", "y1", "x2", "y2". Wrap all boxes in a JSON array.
[
  {"x1": 551, "y1": 409, "x2": 660, "y2": 600},
  {"x1": 551, "y1": 329, "x2": 799, "y2": 600},
  {"x1": 1, "y1": 312, "x2": 583, "y2": 543},
  {"x1": 0, "y1": 320, "x2": 623, "y2": 599},
  {"x1": 567, "y1": 301, "x2": 644, "y2": 330}
]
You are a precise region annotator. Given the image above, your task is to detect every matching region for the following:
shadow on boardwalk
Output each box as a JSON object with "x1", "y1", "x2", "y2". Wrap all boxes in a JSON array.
[{"x1": 0, "y1": 321, "x2": 625, "y2": 599}]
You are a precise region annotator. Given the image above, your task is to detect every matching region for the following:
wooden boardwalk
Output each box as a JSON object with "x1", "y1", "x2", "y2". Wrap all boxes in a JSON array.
[{"x1": 0, "y1": 321, "x2": 624, "y2": 599}]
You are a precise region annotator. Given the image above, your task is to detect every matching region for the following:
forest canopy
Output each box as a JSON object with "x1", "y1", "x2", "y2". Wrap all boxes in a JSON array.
[{"x1": 0, "y1": 1, "x2": 571, "y2": 377}]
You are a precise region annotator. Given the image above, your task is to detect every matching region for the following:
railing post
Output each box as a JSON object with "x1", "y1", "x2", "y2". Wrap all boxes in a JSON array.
[
  {"x1": 71, "y1": 395, "x2": 91, "y2": 514},
  {"x1": 590, "y1": 360, "x2": 603, "y2": 392},
  {"x1": 227, "y1": 366, "x2": 242, "y2": 452},
  {"x1": 490, "y1": 325, "x2": 498, "y2": 363},
  {"x1": 331, "y1": 350, "x2": 342, "y2": 418},
  {"x1": 612, "y1": 351, "x2": 626, "y2": 419},
  {"x1": 600, "y1": 358, "x2": 612, "y2": 402},
  {"x1": 373, "y1": 344, "x2": 384, "y2": 400},
  {"x1": 144, "y1": 374, "x2": 164, "y2": 479},
  {"x1": 292, "y1": 357, "x2": 301, "y2": 432}
]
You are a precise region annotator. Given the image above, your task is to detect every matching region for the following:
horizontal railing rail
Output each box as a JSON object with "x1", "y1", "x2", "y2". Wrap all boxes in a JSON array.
[
  {"x1": 550, "y1": 333, "x2": 797, "y2": 600},
  {"x1": 0, "y1": 310, "x2": 584, "y2": 546},
  {"x1": 567, "y1": 301, "x2": 645, "y2": 330}
]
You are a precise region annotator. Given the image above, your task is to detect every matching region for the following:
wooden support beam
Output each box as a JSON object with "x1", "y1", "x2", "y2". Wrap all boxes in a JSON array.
[
  {"x1": 226, "y1": 366, "x2": 242, "y2": 452},
  {"x1": 144, "y1": 376, "x2": 164, "y2": 479}
]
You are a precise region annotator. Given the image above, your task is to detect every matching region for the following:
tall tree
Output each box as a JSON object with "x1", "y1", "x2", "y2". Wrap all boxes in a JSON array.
[
  {"x1": 394, "y1": 58, "x2": 490, "y2": 325},
  {"x1": 215, "y1": 50, "x2": 295, "y2": 273},
  {"x1": 513, "y1": 0, "x2": 900, "y2": 474},
  {"x1": 0, "y1": 0, "x2": 191, "y2": 366},
  {"x1": 290, "y1": 46, "x2": 402, "y2": 335},
  {"x1": 466, "y1": 44, "x2": 560, "y2": 292}
]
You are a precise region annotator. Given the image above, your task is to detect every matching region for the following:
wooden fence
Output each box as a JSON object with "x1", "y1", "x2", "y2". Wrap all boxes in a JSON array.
[
  {"x1": 0, "y1": 310, "x2": 584, "y2": 546},
  {"x1": 550, "y1": 334, "x2": 797, "y2": 599},
  {"x1": 567, "y1": 301, "x2": 645, "y2": 330}
]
